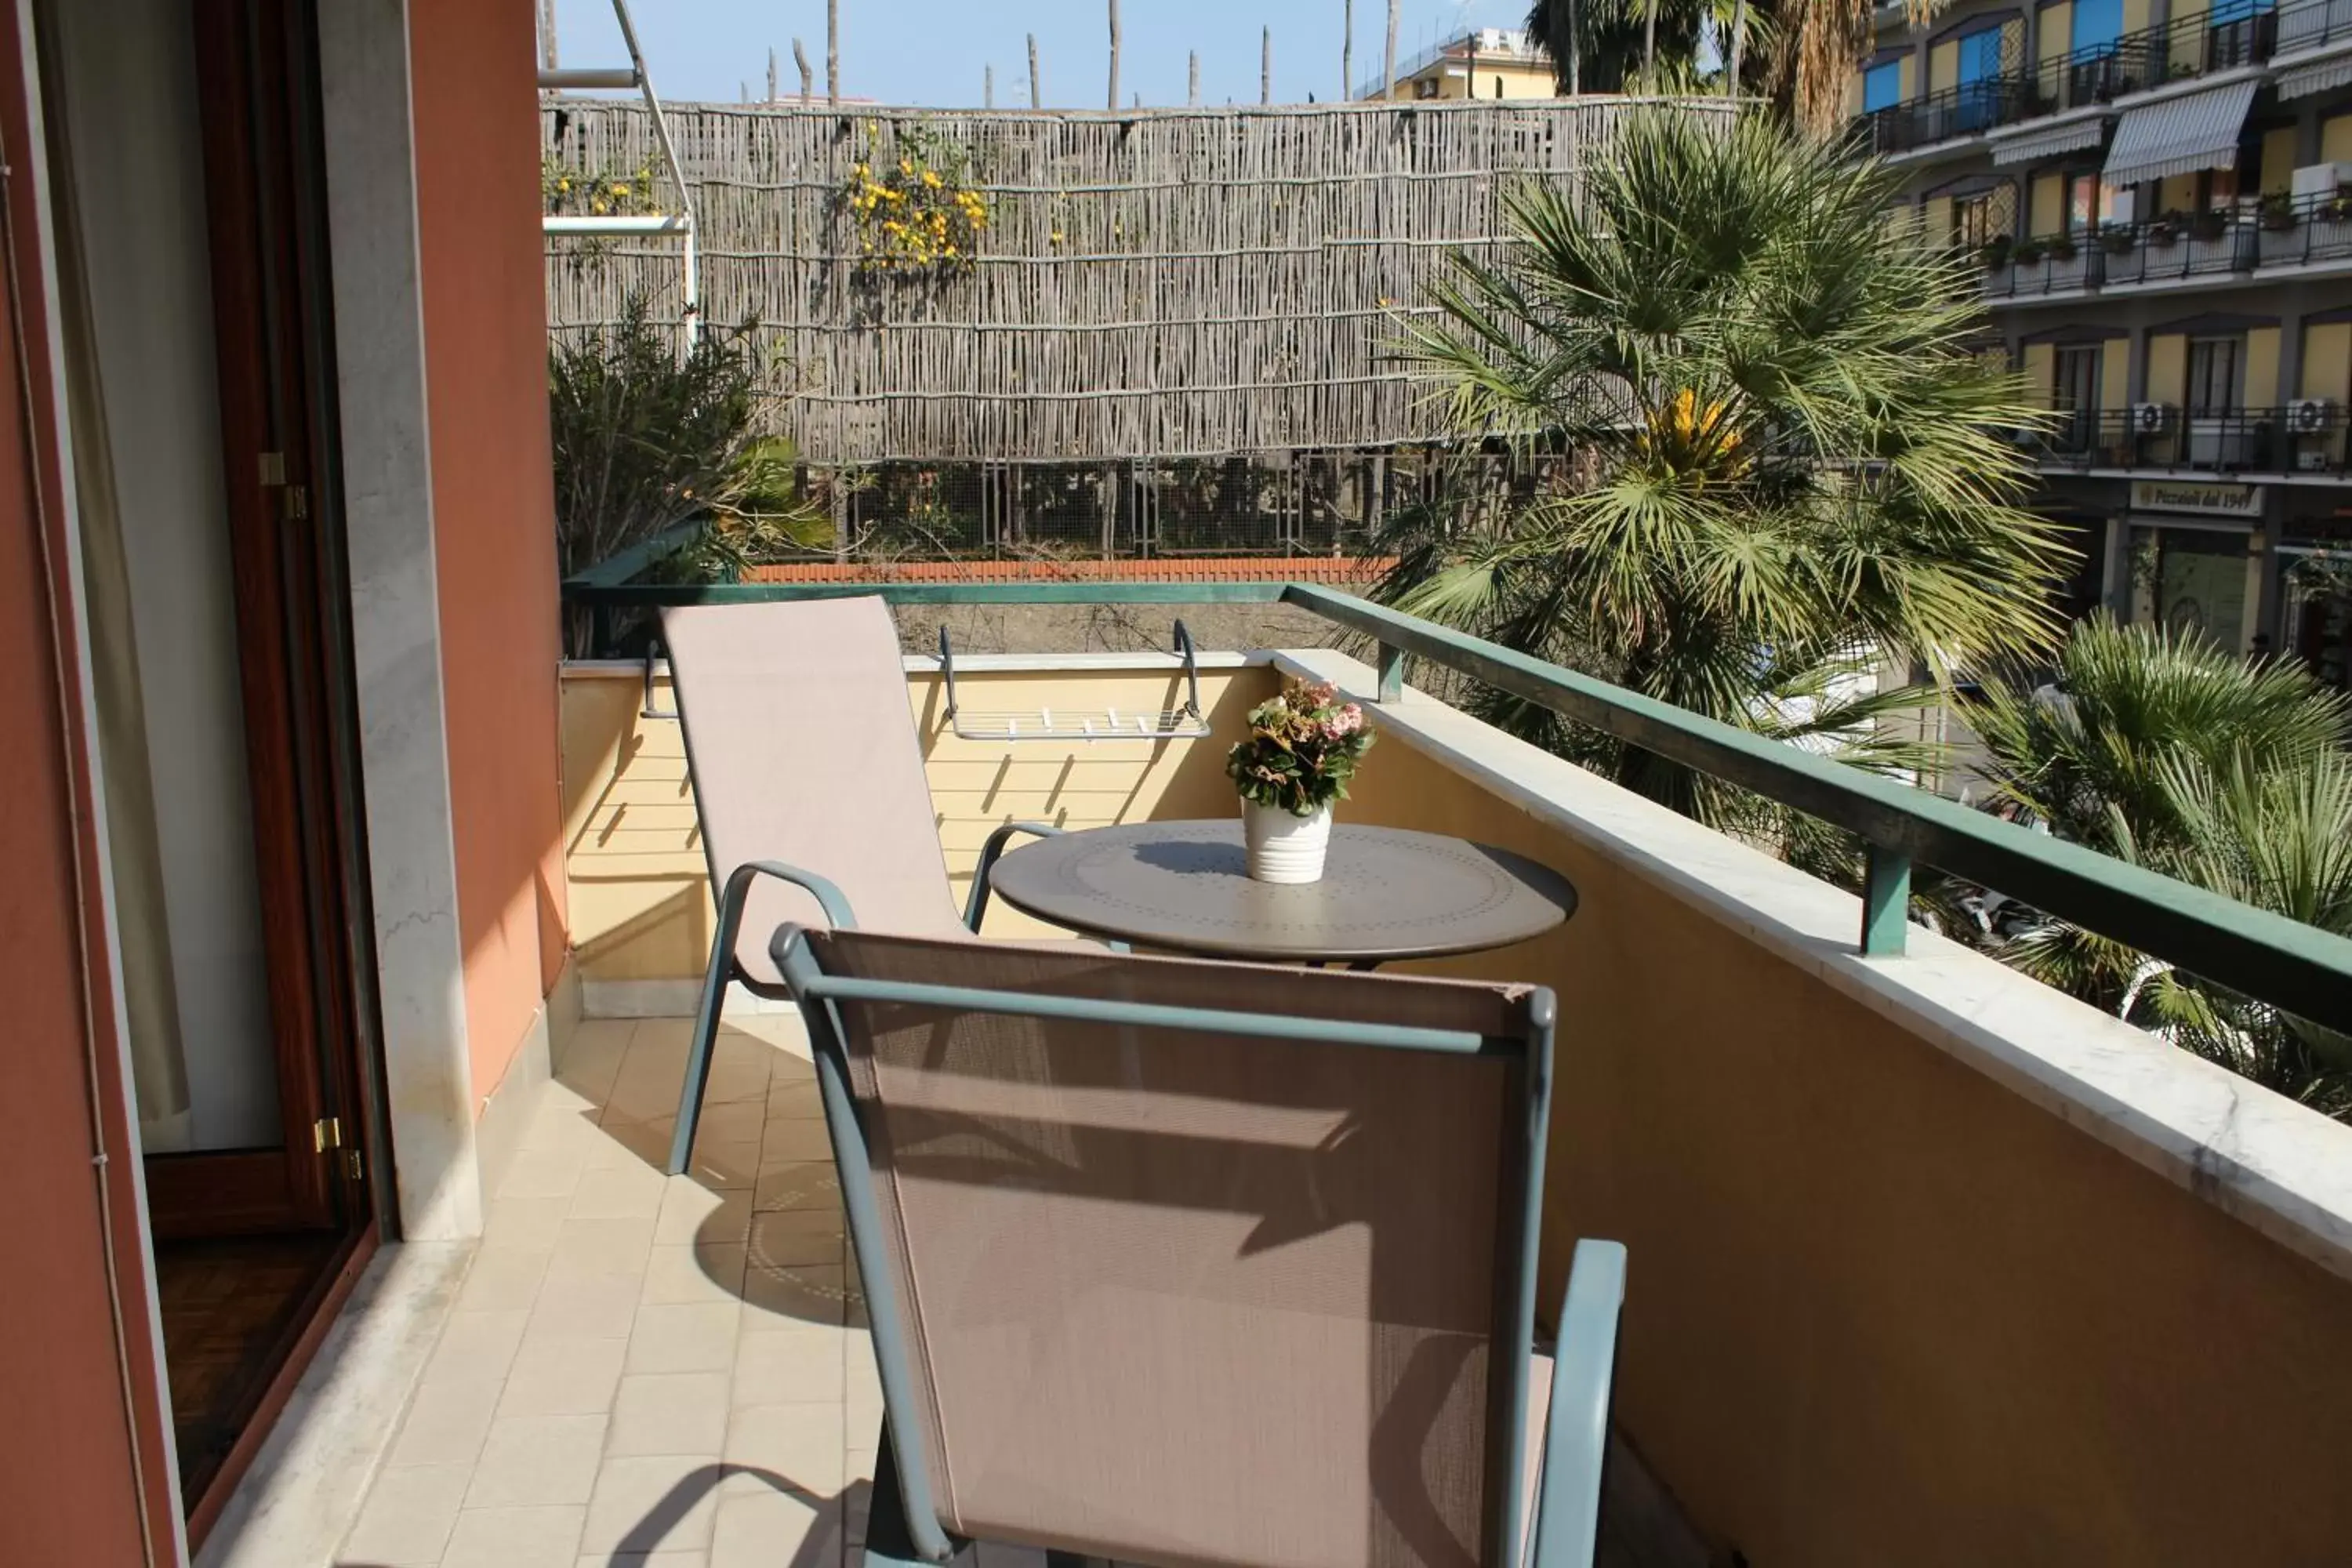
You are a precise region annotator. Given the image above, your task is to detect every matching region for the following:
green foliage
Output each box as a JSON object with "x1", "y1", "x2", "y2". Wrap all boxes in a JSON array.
[
  {"x1": 1226, "y1": 680, "x2": 1377, "y2": 817},
  {"x1": 1970, "y1": 619, "x2": 2352, "y2": 1116},
  {"x1": 1967, "y1": 616, "x2": 2351, "y2": 855},
  {"x1": 549, "y1": 299, "x2": 824, "y2": 652},
  {"x1": 1382, "y1": 108, "x2": 2068, "y2": 857}
]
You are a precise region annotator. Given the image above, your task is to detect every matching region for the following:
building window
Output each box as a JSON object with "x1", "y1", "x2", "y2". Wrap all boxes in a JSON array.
[
  {"x1": 1864, "y1": 60, "x2": 1902, "y2": 113},
  {"x1": 1951, "y1": 189, "x2": 2013, "y2": 248},
  {"x1": 2072, "y1": 0, "x2": 2124, "y2": 53},
  {"x1": 2187, "y1": 336, "x2": 2241, "y2": 417},
  {"x1": 2063, "y1": 172, "x2": 2125, "y2": 233},
  {"x1": 1494, "y1": 75, "x2": 1505, "y2": 97},
  {"x1": 2055, "y1": 345, "x2": 2101, "y2": 412},
  {"x1": 1414, "y1": 75, "x2": 1441, "y2": 100},
  {"x1": 2055, "y1": 344, "x2": 2102, "y2": 452}
]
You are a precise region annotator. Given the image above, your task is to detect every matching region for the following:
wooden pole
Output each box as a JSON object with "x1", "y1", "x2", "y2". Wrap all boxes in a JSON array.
[
  {"x1": 1188, "y1": 50, "x2": 1200, "y2": 105},
  {"x1": 1108, "y1": 0, "x2": 1121, "y2": 110},
  {"x1": 1029, "y1": 33, "x2": 1043, "y2": 108},
  {"x1": 1261, "y1": 27, "x2": 1272, "y2": 105},
  {"x1": 827, "y1": 0, "x2": 840, "y2": 105},
  {"x1": 538, "y1": 0, "x2": 558, "y2": 71},
  {"x1": 985, "y1": 63, "x2": 995, "y2": 108},
  {"x1": 1642, "y1": 0, "x2": 1657, "y2": 89},
  {"x1": 767, "y1": 46, "x2": 778, "y2": 103},
  {"x1": 1383, "y1": 0, "x2": 1399, "y2": 101},
  {"x1": 1567, "y1": 0, "x2": 1580, "y2": 93},
  {"x1": 1343, "y1": 0, "x2": 1354, "y2": 100},
  {"x1": 1726, "y1": 0, "x2": 1748, "y2": 94},
  {"x1": 793, "y1": 38, "x2": 813, "y2": 103}
]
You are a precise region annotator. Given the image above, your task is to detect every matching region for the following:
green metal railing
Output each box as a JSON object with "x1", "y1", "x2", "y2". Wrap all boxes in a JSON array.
[{"x1": 563, "y1": 562, "x2": 2352, "y2": 1034}]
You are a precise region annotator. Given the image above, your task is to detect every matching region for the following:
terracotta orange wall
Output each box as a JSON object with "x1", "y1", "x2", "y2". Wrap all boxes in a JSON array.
[
  {"x1": 0, "y1": 5, "x2": 174, "y2": 1560},
  {"x1": 408, "y1": 0, "x2": 569, "y2": 1101}
]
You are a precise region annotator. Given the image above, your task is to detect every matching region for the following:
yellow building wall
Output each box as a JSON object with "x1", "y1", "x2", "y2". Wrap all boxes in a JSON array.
[
  {"x1": 2325, "y1": 114, "x2": 2352, "y2": 165},
  {"x1": 2146, "y1": 333, "x2": 2186, "y2": 405},
  {"x1": 2029, "y1": 173, "x2": 2065, "y2": 237},
  {"x1": 1923, "y1": 194, "x2": 1954, "y2": 244},
  {"x1": 2039, "y1": 1, "x2": 2073, "y2": 64},
  {"x1": 561, "y1": 662, "x2": 1279, "y2": 982},
  {"x1": 2262, "y1": 127, "x2": 2300, "y2": 194},
  {"x1": 2169, "y1": 0, "x2": 2208, "y2": 68},
  {"x1": 2244, "y1": 327, "x2": 2280, "y2": 408},
  {"x1": 2101, "y1": 340, "x2": 2130, "y2": 412},
  {"x1": 2302, "y1": 322, "x2": 2352, "y2": 400},
  {"x1": 2123, "y1": 0, "x2": 2152, "y2": 34},
  {"x1": 2023, "y1": 343, "x2": 2056, "y2": 408},
  {"x1": 2158, "y1": 173, "x2": 2198, "y2": 214},
  {"x1": 1929, "y1": 39, "x2": 1958, "y2": 93}
]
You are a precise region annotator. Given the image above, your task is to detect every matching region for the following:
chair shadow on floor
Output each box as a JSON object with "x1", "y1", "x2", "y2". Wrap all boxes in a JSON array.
[{"x1": 337, "y1": 1467, "x2": 864, "y2": 1568}]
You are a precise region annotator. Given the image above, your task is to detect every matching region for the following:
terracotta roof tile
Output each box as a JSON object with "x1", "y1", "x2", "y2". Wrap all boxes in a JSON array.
[{"x1": 745, "y1": 556, "x2": 1395, "y2": 586}]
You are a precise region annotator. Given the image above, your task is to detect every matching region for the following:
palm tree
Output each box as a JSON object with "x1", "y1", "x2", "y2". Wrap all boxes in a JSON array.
[
  {"x1": 1967, "y1": 617, "x2": 2352, "y2": 1115},
  {"x1": 1382, "y1": 110, "x2": 2070, "y2": 855},
  {"x1": 1526, "y1": 0, "x2": 1940, "y2": 136},
  {"x1": 1967, "y1": 615, "x2": 2352, "y2": 856}
]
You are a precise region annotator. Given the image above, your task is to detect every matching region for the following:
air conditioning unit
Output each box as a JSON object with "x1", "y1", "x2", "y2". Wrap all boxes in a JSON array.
[
  {"x1": 2131, "y1": 401, "x2": 2176, "y2": 434},
  {"x1": 2299, "y1": 448, "x2": 2334, "y2": 470},
  {"x1": 2290, "y1": 162, "x2": 2352, "y2": 200},
  {"x1": 2288, "y1": 397, "x2": 2337, "y2": 434}
]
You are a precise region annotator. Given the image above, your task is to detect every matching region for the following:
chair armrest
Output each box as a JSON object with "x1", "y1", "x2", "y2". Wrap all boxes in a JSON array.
[
  {"x1": 964, "y1": 821, "x2": 1062, "y2": 931},
  {"x1": 723, "y1": 859, "x2": 859, "y2": 935},
  {"x1": 1531, "y1": 1238, "x2": 1628, "y2": 1568}
]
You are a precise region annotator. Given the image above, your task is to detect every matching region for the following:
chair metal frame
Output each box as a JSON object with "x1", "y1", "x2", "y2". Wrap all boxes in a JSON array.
[{"x1": 755, "y1": 871, "x2": 1629, "y2": 1568}]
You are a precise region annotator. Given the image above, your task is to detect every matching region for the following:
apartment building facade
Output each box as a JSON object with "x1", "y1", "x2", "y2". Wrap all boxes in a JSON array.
[{"x1": 1853, "y1": 0, "x2": 2352, "y2": 687}]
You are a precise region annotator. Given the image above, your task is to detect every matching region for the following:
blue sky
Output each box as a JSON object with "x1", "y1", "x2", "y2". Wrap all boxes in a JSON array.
[{"x1": 554, "y1": 0, "x2": 1535, "y2": 109}]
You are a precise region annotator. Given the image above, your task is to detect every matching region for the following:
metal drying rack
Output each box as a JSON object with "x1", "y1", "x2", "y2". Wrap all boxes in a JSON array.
[{"x1": 938, "y1": 620, "x2": 1212, "y2": 742}]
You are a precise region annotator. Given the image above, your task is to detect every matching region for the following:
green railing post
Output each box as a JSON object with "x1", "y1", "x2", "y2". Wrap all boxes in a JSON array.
[
  {"x1": 1861, "y1": 844, "x2": 1912, "y2": 957},
  {"x1": 1377, "y1": 641, "x2": 1404, "y2": 702}
]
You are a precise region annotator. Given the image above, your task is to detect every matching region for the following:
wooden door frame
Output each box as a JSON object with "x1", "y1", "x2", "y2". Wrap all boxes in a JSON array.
[{"x1": 140, "y1": 0, "x2": 379, "y2": 1240}]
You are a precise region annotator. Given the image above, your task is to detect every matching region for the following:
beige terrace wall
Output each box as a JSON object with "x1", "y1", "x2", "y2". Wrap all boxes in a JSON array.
[
  {"x1": 1310, "y1": 666, "x2": 2352, "y2": 1568},
  {"x1": 559, "y1": 659, "x2": 1278, "y2": 985}
]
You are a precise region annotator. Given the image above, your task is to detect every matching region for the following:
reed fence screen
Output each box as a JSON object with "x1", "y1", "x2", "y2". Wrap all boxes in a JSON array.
[{"x1": 541, "y1": 98, "x2": 1728, "y2": 468}]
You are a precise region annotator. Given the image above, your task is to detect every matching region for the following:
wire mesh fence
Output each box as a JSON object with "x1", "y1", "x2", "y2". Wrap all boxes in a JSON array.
[{"x1": 771, "y1": 445, "x2": 1587, "y2": 562}]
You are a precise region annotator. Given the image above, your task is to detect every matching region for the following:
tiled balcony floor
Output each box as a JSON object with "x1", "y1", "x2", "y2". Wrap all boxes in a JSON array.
[{"x1": 338, "y1": 1014, "x2": 1049, "y2": 1568}]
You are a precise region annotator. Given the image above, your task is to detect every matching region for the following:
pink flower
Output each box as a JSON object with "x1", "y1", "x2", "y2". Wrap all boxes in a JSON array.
[{"x1": 1321, "y1": 704, "x2": 1363, "y2": 738}]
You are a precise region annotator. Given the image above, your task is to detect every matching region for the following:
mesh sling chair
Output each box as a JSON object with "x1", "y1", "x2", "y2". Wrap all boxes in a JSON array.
[
  {"x1": 766, "y1": 886, "x2": 1630, "y2": 1568},
  {"x1": 658, "y1": 597, "x2": 1085, "y2": 1177}
]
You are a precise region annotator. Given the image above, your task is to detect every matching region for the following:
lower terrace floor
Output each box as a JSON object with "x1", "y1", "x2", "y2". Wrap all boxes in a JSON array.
[{"x1": 332, "y1": 1013, "x2": 931, "y2": 1568}]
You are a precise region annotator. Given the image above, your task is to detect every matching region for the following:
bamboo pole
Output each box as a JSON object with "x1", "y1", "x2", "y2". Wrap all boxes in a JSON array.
[
  {"x1": 1642, "y1": 0, "x2": 1656, "y2": 88},
  {"x1": 1261, "y1": 27, "x2": 1272, "y2": 104},
  {"x1": 1108, "y1": 0, "x2": 1121, "y2": 110},
  {"x1": 1343, "y1": 0, "x2": 1354, "y2": 100},
  {"x1": 1567, "y1": 0, "x2": 1580, "y2": 93},
  {"x1": 827, "y1": 0, "x2": 840, "y2": 104},
  {"x1": 539, "y1": 0, "x2": 557, "y2": 71},
  {"x1": 1726, "y1": 0, "x2": 1748, "y2": 94},
  {"x1": 985, "y1": 63, "x2": 995, "y2": 108},
  {"x1": 1029, "y1": 33, "x2": 1043, "y2": 108},
  {"x1": 1189, "y1": 50, "x2": 1200, "y2": 105},
  {"x1": 794, "y1": 38, "x2": 813, "y2": 103},
  {"x1": 1383, "y1": 0, "x2": 1399, "y2": 101},
  {"x1": 767, "y1": 46, "x2": 778, "y2": 103}
]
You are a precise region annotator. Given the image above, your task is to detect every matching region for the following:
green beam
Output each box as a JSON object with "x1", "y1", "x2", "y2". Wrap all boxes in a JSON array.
[
  {"x1": 1861, "y1": 846, "x2": 1912, "y2": 958},
  {"x1": 1281, "y1": 583, "x2": 2352, "y2": 1033},
  {"x1": 568, "y1": 579, "x2": 1294, "y2": 607}
]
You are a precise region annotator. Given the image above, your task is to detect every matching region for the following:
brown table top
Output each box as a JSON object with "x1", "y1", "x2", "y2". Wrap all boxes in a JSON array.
[{"x1": 987, "y1": 818, "x2": 1577, "y2": 964}]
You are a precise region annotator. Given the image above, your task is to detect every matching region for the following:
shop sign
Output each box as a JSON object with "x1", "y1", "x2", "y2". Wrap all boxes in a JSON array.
[{"x1": 2128, "y1": 480, "x2": 2263, "y2": 519}]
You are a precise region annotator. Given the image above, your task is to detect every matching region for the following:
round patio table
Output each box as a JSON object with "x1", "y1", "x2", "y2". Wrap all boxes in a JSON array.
[{"x1": 987, "y1": 818, "x2": 1577, "y2": 967}]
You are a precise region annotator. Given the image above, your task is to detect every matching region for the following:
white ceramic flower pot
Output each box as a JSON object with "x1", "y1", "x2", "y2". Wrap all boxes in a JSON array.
[{"x1": 1243, "y1": 800, "x2": 1333, "y2": 884}]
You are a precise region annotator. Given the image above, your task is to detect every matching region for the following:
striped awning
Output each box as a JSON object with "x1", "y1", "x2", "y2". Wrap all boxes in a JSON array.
[
  {"x1": 2277, "y1": 53, "x2": 2352, "y2": 100},
  {"x1": 1991, "y1": 116, "x2": 2110, "y2": 165},
  {"x1": 2103, "y1": 81, "x2": 2259, "y2": 184}
]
